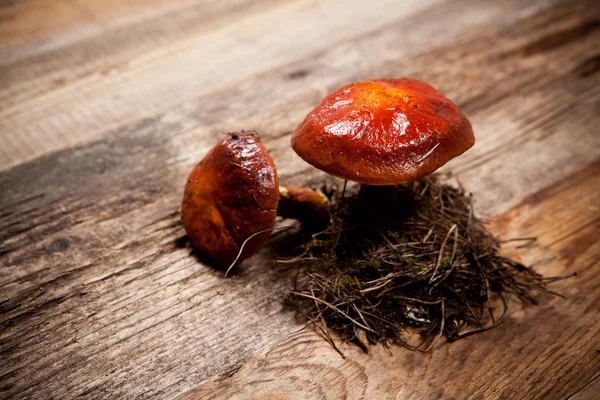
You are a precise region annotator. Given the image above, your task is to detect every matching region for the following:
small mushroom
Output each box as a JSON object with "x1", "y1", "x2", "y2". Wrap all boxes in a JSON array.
[
  {"x1": 182, "y1": 131, "x2": 329, "y2": 269},
  {"x1": 291, "y1": 79, "x2": 475, "y2": 187}
]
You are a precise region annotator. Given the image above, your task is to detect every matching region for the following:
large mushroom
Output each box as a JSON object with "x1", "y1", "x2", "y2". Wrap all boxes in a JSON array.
[
  {"x1": 182, "y1": 131, "x2": 329, "y2": 269},
  {"x1": 291, "y1": 79, "x2": 475, "y2": 190}
]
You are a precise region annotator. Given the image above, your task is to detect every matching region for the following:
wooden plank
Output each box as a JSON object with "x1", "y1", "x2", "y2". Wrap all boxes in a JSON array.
[
  {"x1": 0, "y1": 0, "x2": 444, "y2": 171},
  {"x1": 570, "y1": 375, "x2": 600, "y2": 400},
  {"x1": 0, "y1": 0, "x2": 289, "y2": 107},
  {"x1": 0, "y1": 0, "x2": 199, "y2": 58},
  {"x1": 0, "y1": 0, "x2": 598, "y2": 398},
  {"x1": 0, "y1": 0, "x2": 293, "y2": 169},
  {"x1": 179, "y1": 160, "x2": 600, "y2": 400}
]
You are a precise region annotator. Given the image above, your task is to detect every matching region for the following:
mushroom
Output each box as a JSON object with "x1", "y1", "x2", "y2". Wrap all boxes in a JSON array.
[
  {"x1": 182, "y1": 131, "x2": 329, "y2": 269},
  {"x1": 291, "y1": 79, "x2": 475, "y2": 195}
]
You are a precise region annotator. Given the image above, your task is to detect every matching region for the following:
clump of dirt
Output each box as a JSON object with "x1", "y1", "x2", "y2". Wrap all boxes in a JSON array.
[{"x1": 283, "y1": 176, "x2": 570, "y2": 354}]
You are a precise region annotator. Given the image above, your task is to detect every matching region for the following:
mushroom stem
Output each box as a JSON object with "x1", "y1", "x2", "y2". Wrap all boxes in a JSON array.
[{"x1": 277, "y1": 186, "x2": 330, "y2": 226}]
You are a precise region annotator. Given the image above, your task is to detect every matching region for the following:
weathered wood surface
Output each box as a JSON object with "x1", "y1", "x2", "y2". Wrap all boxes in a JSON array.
[{"x1": 0, "y1": 0, "x2": 599, "y2": 399}]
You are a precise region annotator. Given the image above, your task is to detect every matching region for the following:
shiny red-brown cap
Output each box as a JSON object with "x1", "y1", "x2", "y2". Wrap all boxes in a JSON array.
[
  {"x1": 181, "y1": 132, "x2": 278, "y2": 268},
  {"x1": 291, "y1": 79, "x2": 475, "y2": 185}
]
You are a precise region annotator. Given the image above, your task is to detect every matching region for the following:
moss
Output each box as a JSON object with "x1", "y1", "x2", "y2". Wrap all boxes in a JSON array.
[{"x1": 287, "y1": 175, "x2": 571, "y2": 352}]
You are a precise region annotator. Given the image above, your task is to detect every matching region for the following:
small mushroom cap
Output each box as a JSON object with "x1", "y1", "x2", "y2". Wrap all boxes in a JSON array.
[
  {"x1": 182, "y1": 132, "x2": 279, "y2": 268},
  {"x1": 291, "y1": 79, "x2": 475, "y2": 185}
]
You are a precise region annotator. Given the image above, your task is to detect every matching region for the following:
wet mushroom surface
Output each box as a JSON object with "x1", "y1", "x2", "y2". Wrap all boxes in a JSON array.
[{"x1": 292, "y1": 79, "x2": 475, "y2": 185}]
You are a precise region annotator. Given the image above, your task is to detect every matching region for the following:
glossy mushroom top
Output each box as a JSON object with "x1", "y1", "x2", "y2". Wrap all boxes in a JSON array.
[
  {"x1": 291, "y1": 79, "x2": 475, "y2": 185},
  {"x1": 181, "y1": 132, "x2": 278, "y2": 268}
]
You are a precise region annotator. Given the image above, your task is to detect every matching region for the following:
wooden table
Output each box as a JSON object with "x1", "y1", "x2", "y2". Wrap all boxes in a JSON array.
[{"x1": 1, "y1": 0, "x2": 599, "y2": 398}]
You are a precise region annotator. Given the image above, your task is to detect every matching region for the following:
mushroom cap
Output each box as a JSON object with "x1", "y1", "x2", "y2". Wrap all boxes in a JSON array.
[
  {"x1": 182, "y1": 132, "x2": 279, "y2": 267},
  {"x1": 291, "y1": 79, "x2": 475, "y2": 185}
]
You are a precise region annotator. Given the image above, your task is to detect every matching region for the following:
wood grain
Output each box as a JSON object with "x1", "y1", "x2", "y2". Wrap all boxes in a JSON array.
[
  {"x1": 0, "y1": 0, "x2": 599, "y2": 398},
  {"x1": 0, "y1": 0, "x2": 445, "y2": 171}
]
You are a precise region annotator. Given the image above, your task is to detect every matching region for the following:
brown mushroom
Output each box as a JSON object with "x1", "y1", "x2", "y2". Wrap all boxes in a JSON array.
[
  {"x1": 291, "y1": 79, "x2": 475, "y2": 187},
  {"x1": 182, "y1": 131, "x2": 329, "y2": 269}
]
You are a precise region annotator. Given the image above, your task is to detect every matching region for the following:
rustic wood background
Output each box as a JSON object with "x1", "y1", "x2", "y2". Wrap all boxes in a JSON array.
[{"x1": 1, "y1": 0, "x2": 599, "y2": 398}]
